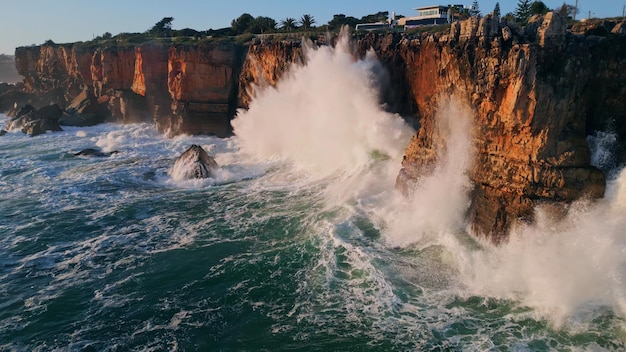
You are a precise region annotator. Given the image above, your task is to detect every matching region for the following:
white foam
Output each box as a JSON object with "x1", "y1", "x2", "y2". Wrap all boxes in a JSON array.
[
  {"x1": 231, "y1": 31, "x2": 413, "y2": 196},
  {"x1": 379, "y1": 97, "x2": 475, "y2": 248},
  {"x1": 588, "y1": 130, "x2": 618, "y2": 171},
  {"x1": 453, "y1": 168, "x2": 626, "y2": 327}
]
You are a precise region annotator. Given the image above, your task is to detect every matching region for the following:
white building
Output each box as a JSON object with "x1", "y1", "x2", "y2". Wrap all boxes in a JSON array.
[{"x1": 400, "y1": 4, "x2": 467, "y2": 28}]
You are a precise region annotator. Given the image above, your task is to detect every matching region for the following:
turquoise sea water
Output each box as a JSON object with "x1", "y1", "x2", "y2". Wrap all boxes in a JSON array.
[{"x1": 1, "y1": 118, "x2": 625, "y2": 351}]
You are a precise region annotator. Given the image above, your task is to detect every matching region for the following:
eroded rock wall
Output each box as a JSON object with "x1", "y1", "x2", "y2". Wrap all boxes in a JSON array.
[
  {"x1": 164, "y1": 43, "x2": 244, "y2": 137},
  {"x1": 389, "y1": 13, "x2": 626, "y2": 241},
  {"x1": 237, "y1": 40, "x2": 304, "y2": 108},
  {"x1": 13, "y1": 42, "x2": 245, "y2": 136}
]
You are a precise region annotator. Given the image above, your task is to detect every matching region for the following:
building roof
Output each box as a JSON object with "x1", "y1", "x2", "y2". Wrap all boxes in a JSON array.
[{"x1": 414, "y1": 4, "x2": 465, "y2": 10}]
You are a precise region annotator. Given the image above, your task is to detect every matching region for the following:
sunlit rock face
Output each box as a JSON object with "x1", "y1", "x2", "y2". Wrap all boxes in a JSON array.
[
  {"x1": 237, "y1": 40, "x2": 304, "y2": 109},
  {"x1": 170, "y1": 144, "x2": 218, "y2": 181},
  {"x1": 387, "y1": 13, "x2": 625, "y2": 242}
]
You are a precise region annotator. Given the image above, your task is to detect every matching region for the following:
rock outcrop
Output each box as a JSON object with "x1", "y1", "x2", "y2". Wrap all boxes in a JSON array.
[
  {"x1": 170, "y1": 144, "x2": 218, "y2": 180},
  {"x1": 74, "y1": 148, "x2": 119, "y2": 157},
  {"x1": 61, "y1": 90, "x2": 110, "y2": 126},
  {"x1": 5, "y1": 103, "x2": 63, "y2": 136}
]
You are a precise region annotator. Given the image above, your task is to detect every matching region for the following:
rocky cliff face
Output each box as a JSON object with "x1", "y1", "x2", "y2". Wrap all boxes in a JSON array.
[
  {"x1": 237, "y1": 40, "x2": 304, "y2": 108},
  {"x1": 387, "y1": 13, "x2": 626, "y2": 241},
  {"x1": 164, "y1": 43, "x2": 244, "y2": 137},
  {"x1": 13, "y1": 42, "x2": 244, "y2": 136},
  {"x1": 6, "y1": 14, "x2": 626, "y2": 242}
]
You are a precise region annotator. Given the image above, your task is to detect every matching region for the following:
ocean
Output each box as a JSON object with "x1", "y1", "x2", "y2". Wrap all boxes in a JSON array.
[{"x1": 1, "y1": 35, "x2": 626, "y2": 351}]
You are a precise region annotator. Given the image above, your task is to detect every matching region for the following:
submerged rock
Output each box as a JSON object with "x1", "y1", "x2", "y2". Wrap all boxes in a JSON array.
[
  {"x1": 171, "y1": 144, "x2": 218, "y2": 180},
  {"x1": 74, "y1": 148, "x2": 119, "y2": 157}
]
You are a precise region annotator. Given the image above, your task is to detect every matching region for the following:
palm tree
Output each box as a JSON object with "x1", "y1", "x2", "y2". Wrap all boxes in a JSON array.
[
  {"x1": 280, "y1": 17, "x2": 297, "y2": 31},
  {"x1": 299, "y1": 14, "x2": 316, "y2": 30}
]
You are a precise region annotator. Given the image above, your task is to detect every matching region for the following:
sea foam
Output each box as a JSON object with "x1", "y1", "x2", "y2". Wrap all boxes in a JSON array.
[{"x1": 231, "y1": 29, "x2": 413, "y2": 203}]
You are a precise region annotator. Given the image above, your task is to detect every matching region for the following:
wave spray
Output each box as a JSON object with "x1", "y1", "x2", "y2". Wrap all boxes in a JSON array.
[{"x1": 231, "y1": 32, "x2": 413, "y2": 199}]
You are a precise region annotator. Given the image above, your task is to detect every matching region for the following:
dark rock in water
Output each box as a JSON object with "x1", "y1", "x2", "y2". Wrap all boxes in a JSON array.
[
  {"x1": 6, "y1": 104, "x2": 35, "y2": 130},
  {"x1": 142, "y1": 170, "x2": 156, "y2": 181},
  {"x1": 22, "y1": 119, "x2": 63, "y2": 136},
  {"x1": 37, "y1": 104, "x2": 64, "y2": 118},
  {"x1": 6, "y1": 104, "x2": 64, "y2": 136},
  {"x1": 74, "y1": 148, "x2": 119, "y2": 157},
  {"x1": 108, "y1": 90, "x2": 149, "y2": 124},
  {"x1": 0, "y1": 129, "x2": 6, "y2": 136},
  {"x1": 171, "y1": 144, "x2": 218, "y2": 180},
  {"x1": 60, "y1": 90, "x2": 110, "y2": 127}
]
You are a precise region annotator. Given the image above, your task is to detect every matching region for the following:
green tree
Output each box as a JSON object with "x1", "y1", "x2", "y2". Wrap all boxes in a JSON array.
[
  {"x1": 299, "y1": 14, "x2": 316, "y2": 30},
  {"x1": 148, "y1": 17, "x2": 174, "y2": 37},
  {"x1": 470, "y1": 0, "x2": 481, "y2": 17},
  {"x1": 280, "y1": 17, "x2": 297, "y2": 31},
  {"x1": 231, "y1": 13, "x2": 255, "y2": 34},
  {"x1": 514, "y1": 0, "x2": 532, "y2": 24},
  {"x1": 360, "y1": 11, "x2": 388, "y2": 23},
  {"x1": 327, "y1": 14, "x2": 359, "y2": 30},
  {"x1": 530, "y1": 1, "x2": 549, "y2": 15},
  {"x1": 493, "y1": 2, "x2": 501, "y2": 18},
  {"x1": 557, "y1": 3, "x2": 579, "y2": 19},
  {"x1": 251, "y1": 16, "x2": 277, "y2": 34},
  {"x1": 102, "y1": 32, "x2": 112, "y2": 40}
]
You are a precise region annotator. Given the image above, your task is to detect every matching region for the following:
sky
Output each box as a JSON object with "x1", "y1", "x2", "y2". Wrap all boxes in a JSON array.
[{"x1": 1, "y1": 0, "x2": 624, "y2": 54}]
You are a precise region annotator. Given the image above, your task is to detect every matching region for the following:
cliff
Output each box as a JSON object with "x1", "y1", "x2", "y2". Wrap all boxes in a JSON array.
[
  {"x1": 237, "y1": 40, "x2": 304, "y2": 108},
  {"x1": 387, "y1": 14, "x2": 626, "y2": 241},
  {"x1": 5, "y1": 14, "x2": 626, "y2": 242},
  {"x1": 235, "y1": 15, "x2": 625, "y2": 241},
  {"x1": 12, "y1": 41, "x2": 244, "y2": 137}
]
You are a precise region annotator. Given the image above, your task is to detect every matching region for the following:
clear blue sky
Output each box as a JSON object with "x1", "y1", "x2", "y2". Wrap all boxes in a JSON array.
[{"x1": 1, "y1": 0, "x2": 623, "y2": 54}]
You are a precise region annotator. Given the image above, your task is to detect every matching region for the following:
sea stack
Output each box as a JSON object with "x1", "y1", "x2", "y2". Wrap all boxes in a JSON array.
[{"x1": 171, "y1": 144, "x2": 218, "y2": 180}]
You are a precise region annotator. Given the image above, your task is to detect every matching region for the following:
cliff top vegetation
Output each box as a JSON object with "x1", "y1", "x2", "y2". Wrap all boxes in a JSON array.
[{"x1": 20, "y1": 1, "x2": 624, "y2": 50}]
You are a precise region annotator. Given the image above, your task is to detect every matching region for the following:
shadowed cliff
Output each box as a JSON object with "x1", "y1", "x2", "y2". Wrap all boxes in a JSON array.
[{"x1": 11, "y1": 41, "x2": 245, "y2": 137}]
